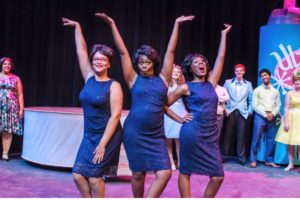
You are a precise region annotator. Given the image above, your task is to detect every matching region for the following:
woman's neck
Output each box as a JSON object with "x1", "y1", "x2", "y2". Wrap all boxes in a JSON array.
[
  {"x1": 171, "y1": 79, "x2": 179, "y2": 86},
  {"x1": 140, "y1": 71, "x2": 154, "y2": 77},
  {"x1": 236, "y1": 77, "x2": 243, "y2": 82},
  {"x1": 192, "y1": 75, "x2": 206, "y2": 82},
  {"x1": 0, "y1": 71, "x2": 11, "y2": 76},
  {"x1": 94, "y1": 72, "x2": 109, "y2": 81},
  {"x1": 169, "y1": 82, "x2": 178, "y2": 90}
]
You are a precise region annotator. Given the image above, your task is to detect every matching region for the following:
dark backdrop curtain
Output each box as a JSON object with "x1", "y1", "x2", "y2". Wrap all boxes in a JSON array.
[{"x1": 0, "y1": 0, "x2": 295, "y2": 109}]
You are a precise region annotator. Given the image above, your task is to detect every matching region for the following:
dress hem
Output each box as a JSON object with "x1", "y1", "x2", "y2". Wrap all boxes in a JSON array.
[
  {"x1": 130, "y1": 166, "x2": 171, "y2": 172},
  {"x1": 179, "y1": 169, "x2": 224, "y2": 177}
]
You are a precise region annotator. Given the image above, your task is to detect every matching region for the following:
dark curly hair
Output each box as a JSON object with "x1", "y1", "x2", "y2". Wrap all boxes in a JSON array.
[
  {"x1": 259, "y1": 68, "x2": 271, "y2": 77},
  {"x1": 181, "y1": 53, "x2": 210, "y2": 81},
  {"x1": 0, "y1": 57, "x2": 15, "y2": 70},
  {"x1": 133, "y1": 45, "x2": 160, "y2": 76},
  {"x1": 89, "y1": 44, "x2": 114, "y2": 65}
]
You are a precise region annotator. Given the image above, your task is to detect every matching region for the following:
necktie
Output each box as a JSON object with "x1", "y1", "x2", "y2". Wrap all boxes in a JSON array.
[
  {"x1": 235, "y1": 81, "x2": 241, "y2": 96},
  {"x1": 235, "y1": 81, "x2": 242, "y2": 86}
]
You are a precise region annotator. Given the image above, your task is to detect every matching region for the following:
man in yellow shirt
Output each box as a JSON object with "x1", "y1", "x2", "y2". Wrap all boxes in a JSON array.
[{"x1": 249, "y1": 68, "x2": 281, "y2": 168}]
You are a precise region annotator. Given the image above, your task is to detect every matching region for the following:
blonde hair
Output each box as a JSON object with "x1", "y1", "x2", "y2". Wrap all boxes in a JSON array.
[
  {"x1": 170, "y1": 64, "x2": 185, "y2": 87},
  {"x1": 293, "y1": 68, "x2": 300, "y2": 80}
]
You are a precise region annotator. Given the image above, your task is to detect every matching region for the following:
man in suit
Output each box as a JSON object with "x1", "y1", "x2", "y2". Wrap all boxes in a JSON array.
[{"x1": 222, "y1": 64, "x2": 253, "y2": 165}]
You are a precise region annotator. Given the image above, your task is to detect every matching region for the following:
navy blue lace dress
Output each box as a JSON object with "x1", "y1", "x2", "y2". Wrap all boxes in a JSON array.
[
  {"x1": 72, "y1": 77, "x2": 123, "y2": 178},
  {"x1": 180, "y1": 81, "x2": 224, "y2": 177},
  {"x1": 123, "y1": 75, "x2": 171, "y2": 172}
]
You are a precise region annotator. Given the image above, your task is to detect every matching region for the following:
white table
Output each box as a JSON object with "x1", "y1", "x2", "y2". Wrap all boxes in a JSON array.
[{"x1": 22, "y1": 107, "x2": 130, "y2": 176}]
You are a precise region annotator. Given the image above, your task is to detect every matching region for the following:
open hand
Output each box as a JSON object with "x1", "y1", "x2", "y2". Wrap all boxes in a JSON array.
[
  {"x1": 19, "y1": 110, "x2": 24, "y2": 118},
  {"x1": 266, "y1": 112, "x2": 274, "y2": 121},
  {"x1": 284, "y1": 124, "x2": 289, "y2": 132},
  {"x1": 181, "y1": 113, "x2": 193, "y2": 123},
  {"x1": 95, "y1": 13, "x2": 114, "y2": 25},
  {"x1": 221, "y1": 24, "x2": 232, "y2": 34},
  {"x1": 62, "y1": 17, "x2": 79, "y2": 27},
  {"x1": 93, "y1": 145, "x2": 105, "y2": 164},
  {"x1": 175, "y1": 15, "x2": 195, "y2": 24}
]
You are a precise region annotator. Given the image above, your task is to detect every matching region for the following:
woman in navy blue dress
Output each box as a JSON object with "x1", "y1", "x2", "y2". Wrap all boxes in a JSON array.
[
  {"x1": 168, "y1": 24, "x2": 232, "y2": 197},
  {"x1": 96, "y1": 13, "x2": 194, "y2": 197},
  {"x1": 62, "y1": 18, "x2": 123, "y2": 198}
]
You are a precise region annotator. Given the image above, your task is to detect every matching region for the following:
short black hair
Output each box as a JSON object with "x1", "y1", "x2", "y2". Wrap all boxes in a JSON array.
[
  {"x1": 181, "y1": 53, "x2": 210, "y2": 81},
  {"x1": 133, "y1": 45, "x2": 160, "y2": 75},
  {"x1": 89, "y1": 44, "x2": 114, "y2": 64},
  {"x1": 259, "y1": 68, "x2": 271, "y2": 76}
]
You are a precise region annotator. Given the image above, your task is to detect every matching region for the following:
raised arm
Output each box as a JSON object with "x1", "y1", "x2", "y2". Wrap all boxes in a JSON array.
[
  {"x1": 95, "y1": 13, "x2": 136, "y2": 88},
  {"x1": 283, "y1": 91, "x2": 291, "y2": 132},
  {"x1": 93, "y1": 81, "x2": 123, "y2": 164},
  {"x1": 208, "y1": 24, "x2": 232, "y2": 87},
  {"x1": 167, "y1": 84, "x2": 190, "y2": 106},
  {"x1": 160, "y1": 16, "x2": 194, "y2": 86},
  {"x1": 62, "y1": 18, "x2": 93, "y2": 81},
  {"x1": 16, "y1": 76, "x2": 24, "y2": 118}
]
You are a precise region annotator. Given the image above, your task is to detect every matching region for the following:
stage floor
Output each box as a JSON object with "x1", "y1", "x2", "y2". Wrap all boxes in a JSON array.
[{"x1": 0, "y1": 158, "x2": 299, "y2": 198}]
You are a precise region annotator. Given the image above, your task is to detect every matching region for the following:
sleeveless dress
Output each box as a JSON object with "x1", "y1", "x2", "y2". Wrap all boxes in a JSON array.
[
  {"x1": 276, "y1": 91, "x2": 300, "y2": 145},
  {"x1": 72, "y1": 77, "x2": 123, "y2": 178},
  {"x1": 164, "y1": 86, "x2": 187, "y2": 138},
  {"x1": 0, "y1": 75, "x2": 23, "y2": 135},
  {"x1": 180, "y1": 81, "x2": 224, "y2": 177},
  {"x1": 123, "y1": 75, "x2": 171, "y2": 172}
]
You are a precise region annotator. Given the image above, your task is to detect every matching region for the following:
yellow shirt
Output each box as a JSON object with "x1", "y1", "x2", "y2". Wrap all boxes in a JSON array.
[{"x1": 252, "y1": 84, "x2": 281, "y2": 118}]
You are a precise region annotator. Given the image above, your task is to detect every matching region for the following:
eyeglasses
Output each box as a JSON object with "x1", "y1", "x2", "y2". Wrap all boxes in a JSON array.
[{"x1": 92, "y1": 58, "x2": 109, "y2": 63}]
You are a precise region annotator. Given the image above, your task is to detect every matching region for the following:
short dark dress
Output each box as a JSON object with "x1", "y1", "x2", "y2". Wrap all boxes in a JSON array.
[
  {"x1": 72, "y1": 77, "x2": 123, "y2": 178},
  {"x1": 180, "y1": 81, "x2": 224, "y2": 177},
  {"x1": 123, "y1": 75, "x2": 171, "y2": 172}
]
